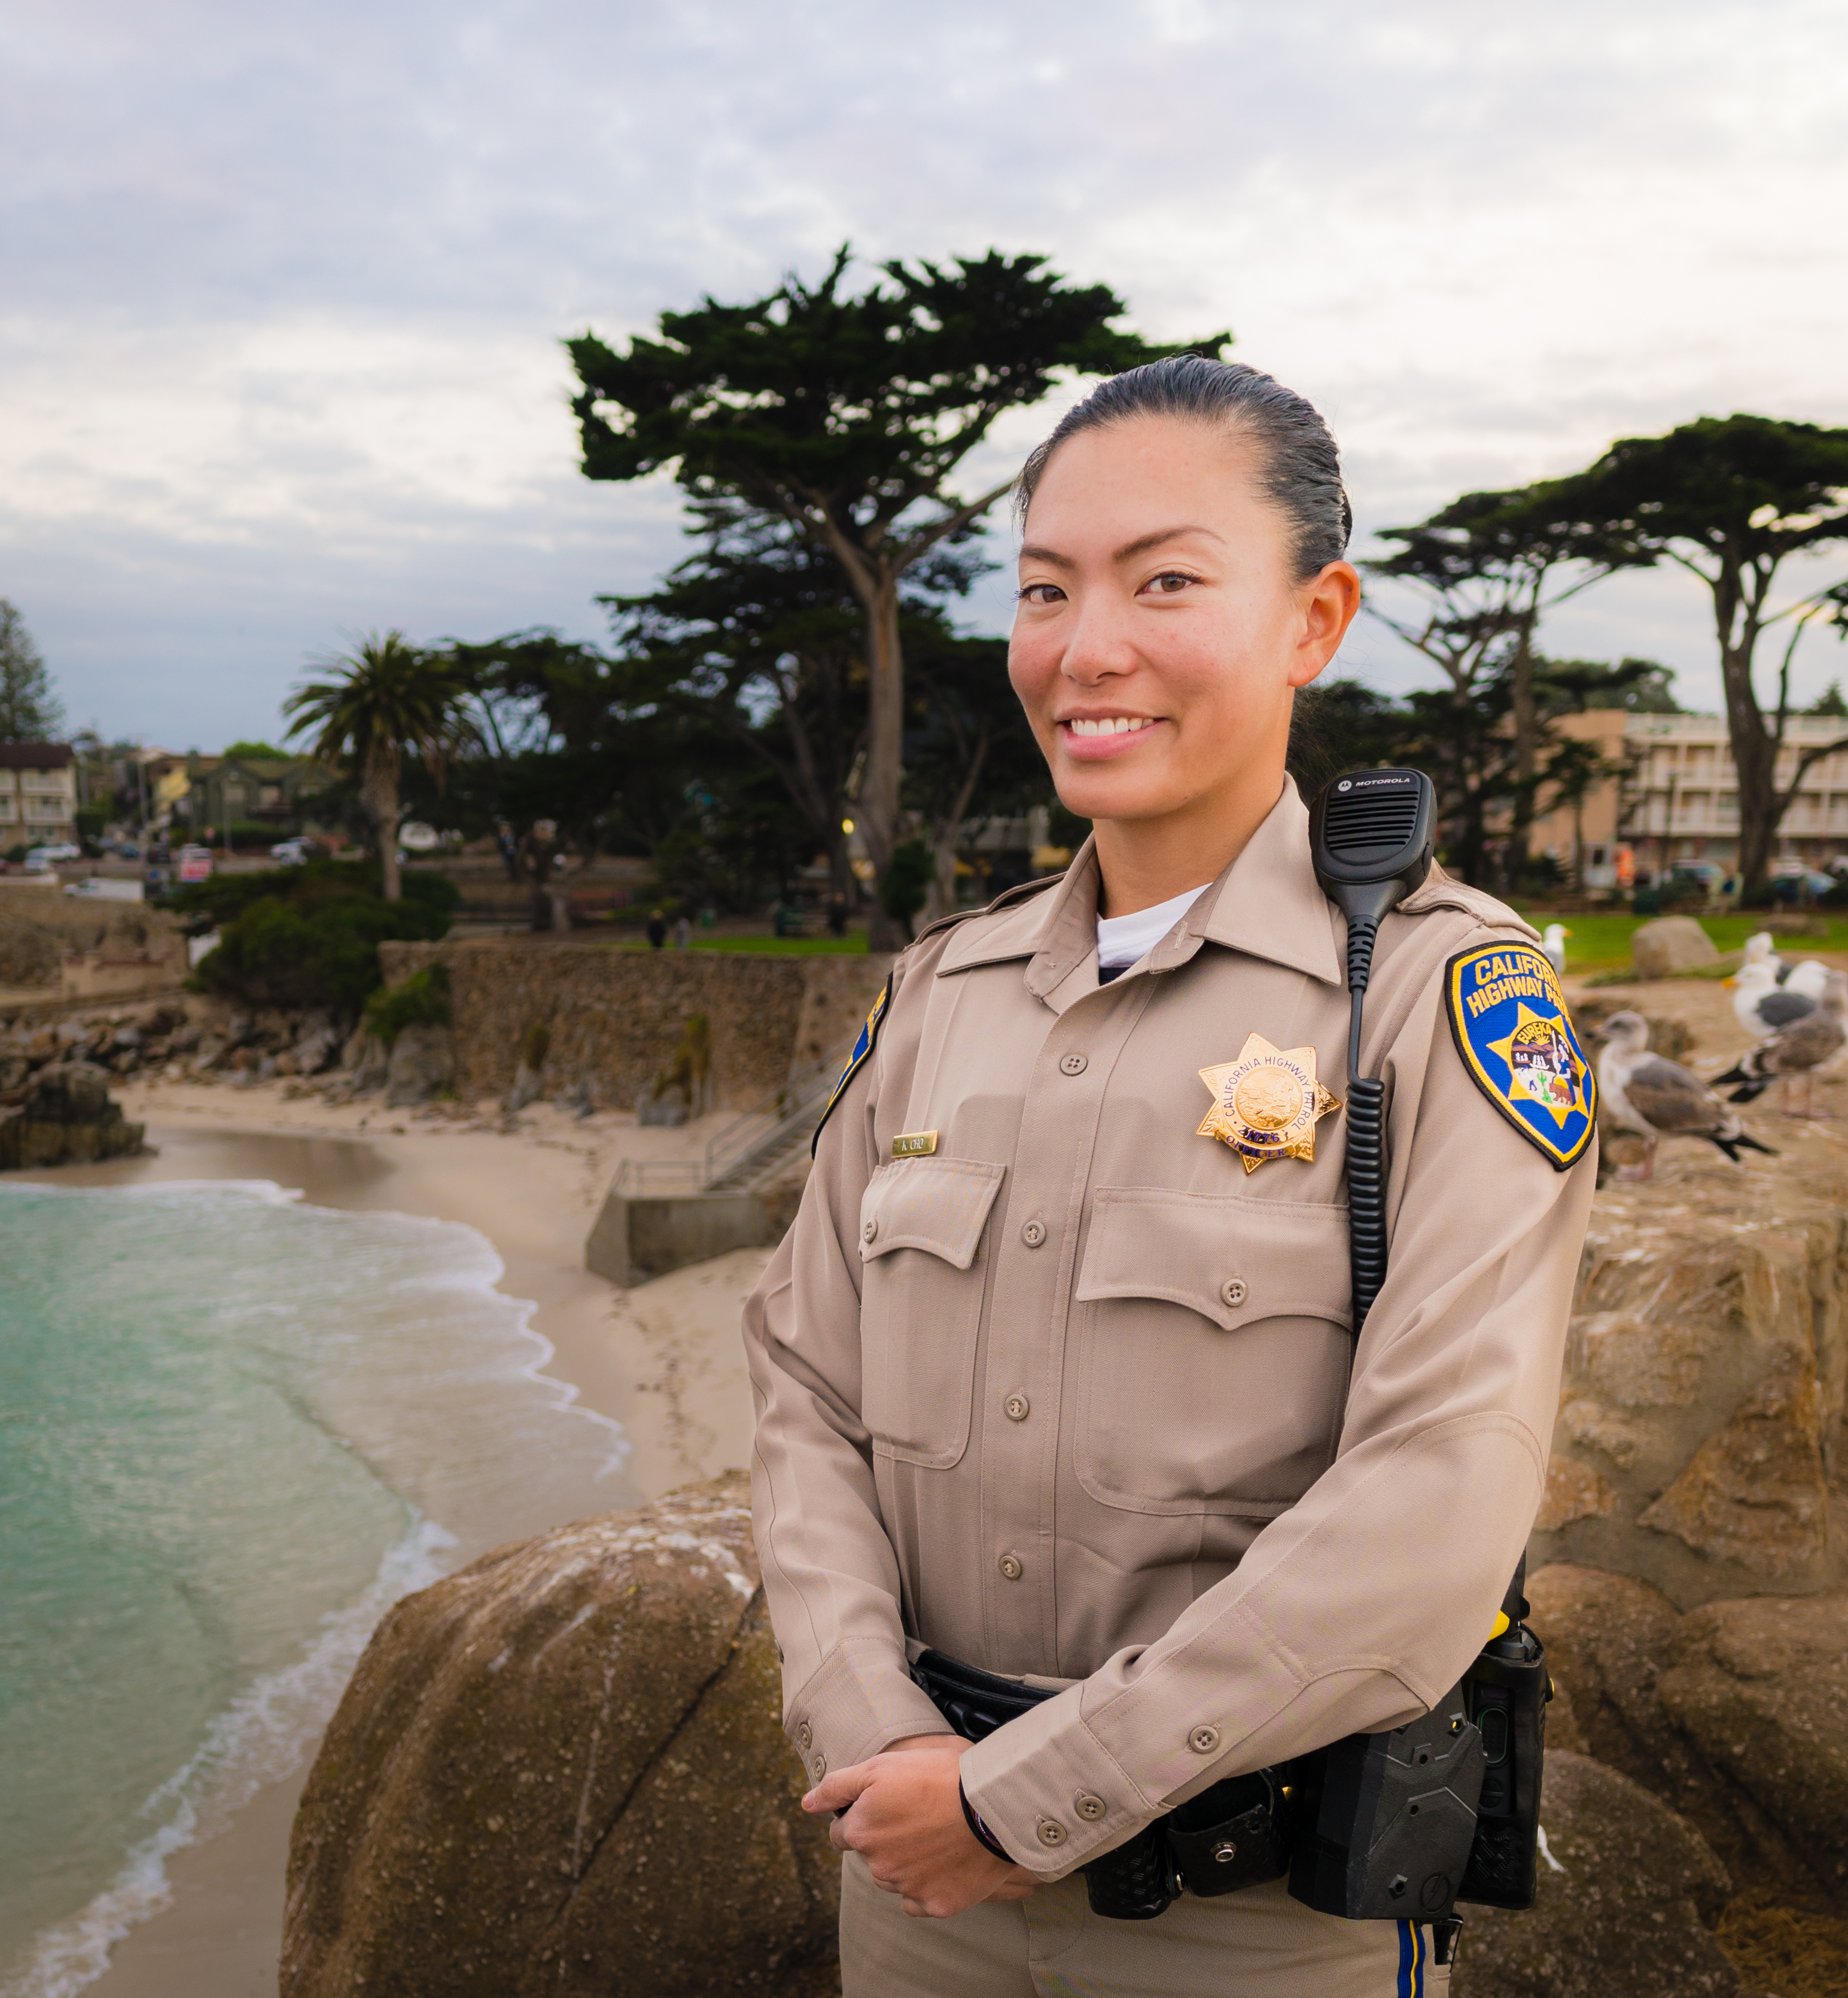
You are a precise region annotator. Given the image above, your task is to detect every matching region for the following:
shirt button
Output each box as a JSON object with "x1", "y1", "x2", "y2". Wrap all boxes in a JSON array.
[
  {"x1": 1074, "y1": 1792, "x2": 1107, "y2": 1822},
  {"x1": 861, "y1": 1218, "x2": 878, "y2": 1243},
  {"x1": 1036, "y1": 1817, "x2": 1068, "y2": 1848},
  {"x1": 811, "y1": 1752, "x2": 828, "y2": 1780},
  {"x1": 1003, "y1": 1393, "x2": 1030, "y2": 1422},
  {"x1": 998, "y1": 1552, "x2": 1024, "y2": 1581},
  {"x1": 1188, "y1": 1725, "x2": 1222, "y2": 1756},
  {"x1": 1059, "y1": 1051, "x2": 1088, "y2": 1076},
  {"x1": 1021, "y1": 1220, "x2": 1046, "y2": 1248},
  {"x1": 796, "y1": 1721, "x2": 812, "y2": 1751},
  {"x1": 1220, "y1": 1278, "x2": 1247, "y2": 1309}
]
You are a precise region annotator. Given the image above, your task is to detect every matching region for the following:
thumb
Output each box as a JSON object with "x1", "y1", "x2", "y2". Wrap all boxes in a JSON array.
[{"x1": 802, "y1": 1756, "x2": 878, "y2": 1816}]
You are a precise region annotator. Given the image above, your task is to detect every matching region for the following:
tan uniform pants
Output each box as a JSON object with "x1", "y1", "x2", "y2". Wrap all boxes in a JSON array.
[{"x1": 841, "y1": 1853, "x2": 1451, "y2": 1998}]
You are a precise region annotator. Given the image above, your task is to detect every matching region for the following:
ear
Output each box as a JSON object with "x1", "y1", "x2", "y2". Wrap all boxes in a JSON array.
[{"x1": 1289, "y1": 562, "x2": 1362, "y2": 688}]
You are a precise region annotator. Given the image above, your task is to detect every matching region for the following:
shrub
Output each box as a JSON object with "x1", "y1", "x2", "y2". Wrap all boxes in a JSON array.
[
  {"x1": 363, "y1": 963, "x2": 451, "y2": 1048},
  {"x1": 175, "y1": 859, "x2": 458, "y2": 1012},
  {"x1": 879, "y1": 841, "x2": 934, "y2": 928}
]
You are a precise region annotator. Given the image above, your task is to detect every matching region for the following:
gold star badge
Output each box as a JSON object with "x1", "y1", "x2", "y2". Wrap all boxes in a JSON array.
[{"x1": 1198, "y1": 1033, "x2": 1342, "y2": 1174}]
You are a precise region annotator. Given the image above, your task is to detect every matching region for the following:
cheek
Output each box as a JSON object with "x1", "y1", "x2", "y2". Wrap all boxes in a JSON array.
[{"x1": 1006, "y1": 631, "x2": 1054, "y2": 714}]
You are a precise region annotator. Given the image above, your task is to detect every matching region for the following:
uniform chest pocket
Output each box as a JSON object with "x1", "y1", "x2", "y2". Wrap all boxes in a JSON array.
[
  {"x1": 1073, "y1": 1187, "x2": 1354, "y2": 1516},
  {"x1": 858, "y1": 1156, "x2": 1006, "y2": 1468}
]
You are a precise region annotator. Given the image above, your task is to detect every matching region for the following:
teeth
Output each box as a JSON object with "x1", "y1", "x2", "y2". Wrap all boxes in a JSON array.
[{"x1": 1069, "y1": 716, "x2": 1153, "y2": 737}]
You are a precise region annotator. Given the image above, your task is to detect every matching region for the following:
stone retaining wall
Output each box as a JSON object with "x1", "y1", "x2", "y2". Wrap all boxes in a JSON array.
[{"x1": 377, "y1": 939, "x2": 891, "y2": 1112}]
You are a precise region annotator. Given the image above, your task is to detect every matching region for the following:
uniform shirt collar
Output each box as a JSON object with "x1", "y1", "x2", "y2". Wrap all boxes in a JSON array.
[{"x1": 935, "y1": 778, "x2": 1344, "y2": 997}]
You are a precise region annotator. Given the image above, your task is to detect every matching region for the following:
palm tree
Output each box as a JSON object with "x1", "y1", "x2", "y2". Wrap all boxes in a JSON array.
[{"x1": 284, "y1": 631, "x2": 461, "y2": 900}]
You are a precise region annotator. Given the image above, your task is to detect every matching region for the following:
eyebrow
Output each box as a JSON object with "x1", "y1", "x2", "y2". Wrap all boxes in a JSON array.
[{"x1": 1018, "y1": 524, "x2": 1225, "y2": 569}]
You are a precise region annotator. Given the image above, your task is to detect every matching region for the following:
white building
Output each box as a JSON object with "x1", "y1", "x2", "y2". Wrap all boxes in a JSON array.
[
  {"x1": 1620, "y1": 711, "x2": 1848, "y2": 875},
  {"x1": 0, "y1": 743, "x2": 78, "y2": 848}
]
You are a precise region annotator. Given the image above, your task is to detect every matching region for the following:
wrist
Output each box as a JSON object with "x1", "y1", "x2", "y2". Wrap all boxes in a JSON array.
[{"x1": 960, "y1": 1780, "x2": 1013, "y2": 1863}]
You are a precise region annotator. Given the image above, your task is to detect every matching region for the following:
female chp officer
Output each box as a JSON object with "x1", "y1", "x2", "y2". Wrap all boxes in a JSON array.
[{"x1": 742, "y1": 357, "x2": 1596, "y2": 1996}]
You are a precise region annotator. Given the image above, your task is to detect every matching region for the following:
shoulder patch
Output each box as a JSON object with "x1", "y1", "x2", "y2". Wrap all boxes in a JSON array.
[
  {"x1": 1444, "y1": 942, "x2": 1596, "y2": 1170},
  {"x1": 810, "y1": 974, "x2": 893, "y2": 1157}
]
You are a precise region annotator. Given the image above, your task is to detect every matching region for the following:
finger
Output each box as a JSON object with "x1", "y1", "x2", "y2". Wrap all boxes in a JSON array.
[{"x1": 801, "y1": 1760, "x2": 877, "y2": 1815}]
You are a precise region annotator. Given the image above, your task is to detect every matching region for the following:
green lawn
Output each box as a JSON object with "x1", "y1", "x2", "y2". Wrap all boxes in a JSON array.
[
  {"x1": 603, "y1": 932, "x2": 871, "y2": 954},
  {"x1": 1512, "y1": 909, "x2": 1848, "y2": 977}
]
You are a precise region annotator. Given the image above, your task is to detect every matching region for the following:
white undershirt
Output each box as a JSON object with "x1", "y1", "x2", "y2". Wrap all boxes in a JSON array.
[{"x1": 1095, "y1": 883, "x2": 1212, "y2": 972}]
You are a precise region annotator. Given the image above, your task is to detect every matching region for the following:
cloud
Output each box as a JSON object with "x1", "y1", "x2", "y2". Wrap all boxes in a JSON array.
[{"x1": 2, "y1": 0, "x2": 1846, "y2": 741}]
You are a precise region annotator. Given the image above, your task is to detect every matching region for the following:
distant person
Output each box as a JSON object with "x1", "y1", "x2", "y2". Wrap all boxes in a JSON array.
[
  {"x1": 646, "y1": 908, "x2": 667, "y2": 949},
  {"x1": 673, "y1": 916, "x2": 692, "y2": 949},
  {"x1": 826, "y1": 891, "x2": 848, "y2": 938}
]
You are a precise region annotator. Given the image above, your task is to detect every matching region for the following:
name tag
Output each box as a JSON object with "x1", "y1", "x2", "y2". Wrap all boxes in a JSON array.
[{"x1": 891, "y1": 1130, "x2": 939, "y2": 1158}]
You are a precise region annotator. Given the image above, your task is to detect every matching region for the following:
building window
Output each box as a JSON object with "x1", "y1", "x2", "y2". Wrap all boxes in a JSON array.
[
  {"x1": 0, "y1": 797, "x2": 14, "y2": 822},
  {"x1": 1589, "y1": 845, "x2": 1607, "y2": 866},
  {"x1": 223, "y1": 783, "x2": 245, "y2": 809},
  {"x1": 258, "y1": 784, "x2": 281, "y2": 807}
]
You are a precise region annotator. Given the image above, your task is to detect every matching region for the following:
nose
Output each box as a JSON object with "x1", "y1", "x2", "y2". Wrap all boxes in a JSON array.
[{"x1": 1057, "y1": 594, "x2": 1139, "y2": 688}]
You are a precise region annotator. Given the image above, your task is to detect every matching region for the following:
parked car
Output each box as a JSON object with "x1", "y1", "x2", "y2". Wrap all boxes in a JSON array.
[
  {"x1": 270, "y1": 837, "x2": 326, "y2": 865},
  {"x1": 23, "y1": 843, "x2": 81, "y2": 871}
]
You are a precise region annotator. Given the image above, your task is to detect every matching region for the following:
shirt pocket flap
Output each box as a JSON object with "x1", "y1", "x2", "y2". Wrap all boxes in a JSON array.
[
  {"x1": 860, "y1": 1157, "x2": 1006, "y2": 1270},
  {"x1": 1076, "y1": 1186, "x2": 1353, "y2": 1332}
]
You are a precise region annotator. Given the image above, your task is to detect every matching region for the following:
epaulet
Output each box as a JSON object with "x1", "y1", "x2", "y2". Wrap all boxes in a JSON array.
[
  {"x1": 1398, "y1": 865, "x2": 1539, "y2": 941},
  {"x1": 908, "y1": 870, "x2": 1067, "y2": 948},
  {"x1": 810, "y1": 873, "x2": 1067, "y2": 1158}
]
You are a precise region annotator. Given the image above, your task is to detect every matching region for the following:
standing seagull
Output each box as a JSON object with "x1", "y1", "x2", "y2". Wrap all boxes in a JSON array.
[
  {"x1": 1540, "y1": 923, "x2": 1570, "y2": 979},
  {"x1": 1597, "y1": 1012, "x2": 1777, "y2": 1181},
  {"x1": 1713, "y1": 970, "x2": 1848, "y2": 1118},
  {"x1": 1728, "y1": 960, "x2": 1817, "y2": 1039}
]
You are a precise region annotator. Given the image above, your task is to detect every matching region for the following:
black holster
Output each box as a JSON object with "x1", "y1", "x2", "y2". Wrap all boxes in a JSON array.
[{"x1": 911, "y1": 1649, "x2": 1288, "y2": 1921}]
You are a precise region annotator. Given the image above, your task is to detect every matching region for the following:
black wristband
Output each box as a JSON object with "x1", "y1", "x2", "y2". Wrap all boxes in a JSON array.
[{"x1": 960, "y1": 1781, "x2": 1013, "y2": 1862}]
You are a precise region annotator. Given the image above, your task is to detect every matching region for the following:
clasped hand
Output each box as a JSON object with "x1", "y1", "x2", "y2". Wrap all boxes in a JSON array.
[{"x1": 801, "y1": 1734, "x2": 1039, "y2": 1918}]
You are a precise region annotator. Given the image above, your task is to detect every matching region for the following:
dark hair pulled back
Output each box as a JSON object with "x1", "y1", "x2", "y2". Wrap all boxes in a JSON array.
[{"x1": 1015, "y1": 356, "x2": 1352, "y2": 582}]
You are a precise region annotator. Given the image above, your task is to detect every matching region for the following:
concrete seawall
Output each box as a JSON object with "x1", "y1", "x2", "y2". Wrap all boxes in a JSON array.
[{"x1": 378, "y1": 939, "x2": 891, "y2": 1111}]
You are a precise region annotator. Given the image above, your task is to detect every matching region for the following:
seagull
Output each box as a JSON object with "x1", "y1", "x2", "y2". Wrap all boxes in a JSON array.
[
  {"x1": 1742, "y1": 930, "x2": 1830, "y2": 999},
  {"x1": 1713, "y1": 970, "x2": 1848, "y2": 1118},
  {"x1": 1742, "y1": 932, "x2": 1785, "y2": 978},
  {"x1": 1540, "y1": 923, "x2": 1570, "y2": 979},
  {"x1": 1597, "y1": 1011, "x2": 1777, "y2": 1181},
  {"x1": 1728, "y1": 960, "x2": 1817, "y2": 1039}
]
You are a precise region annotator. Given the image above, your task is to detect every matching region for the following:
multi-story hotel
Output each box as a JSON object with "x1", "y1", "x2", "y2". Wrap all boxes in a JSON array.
[
  {"x1": 0, "y1": 742, "x2": 78, "y2": 847},
  {"x1": 1529, "y1": 711, "x2": 1848, "y2": 887}
]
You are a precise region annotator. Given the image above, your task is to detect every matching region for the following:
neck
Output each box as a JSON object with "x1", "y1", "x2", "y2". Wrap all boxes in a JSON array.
[{"x1": 1091, "y1": 770, "x2": 1286, "y2": 919}]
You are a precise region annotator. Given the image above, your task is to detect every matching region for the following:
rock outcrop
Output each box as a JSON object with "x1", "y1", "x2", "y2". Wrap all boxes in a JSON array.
[
  {"x1": 384, "y1": 1021, "x2": 455, "y2": 1107},
  {"x1": 0, "y1": 1060, "x2": 145, "y2": 1168},
  {"x1": 1532, "y1": 1147, "x2": 1847, "y2": 1605},
  {"x1": 281, "y1": 1473, "x2": 839, "y2": 1998},
  {"x1": 1451, "y1": 1751, "x2": 1737, "y2": 1998}
]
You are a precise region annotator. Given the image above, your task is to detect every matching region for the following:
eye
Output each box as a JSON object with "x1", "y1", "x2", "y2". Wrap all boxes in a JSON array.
[
  {"x1": 1140, "y1": 570, "x2": 1197, "y2": 597},
  {"x1": 1018, "y1": 581, "x2": 1065, "y2": 606}
]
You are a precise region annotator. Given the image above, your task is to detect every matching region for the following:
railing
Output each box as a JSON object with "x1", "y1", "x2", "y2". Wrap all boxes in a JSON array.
[{"x1": 609, "y1": 1039, "x2": 851, "y2": 1200}]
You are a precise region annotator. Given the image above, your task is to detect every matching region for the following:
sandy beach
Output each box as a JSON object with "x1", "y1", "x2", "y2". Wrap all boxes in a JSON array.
[{"x1": 32, "y1": 1073, "x2": 772, "y2": 1998}]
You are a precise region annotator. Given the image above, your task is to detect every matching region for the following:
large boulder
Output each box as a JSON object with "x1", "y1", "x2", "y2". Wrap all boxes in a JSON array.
[
  {"x1": 1630, "y1": 916, "x2": 1720, "y2": 980},
  {"x1": 1451, "y1": 1751, "x2": 1736, "y2": 1998},
  {"x1": 0, "y1": 1060, "x2": 145, "y2": 1169},
  {"x1": 1528, "y1": 1565, "x2": 1848, "y2": 1900},
  {"x1": 281, "y1": 1473, "x2": 839, "y2": 1998},
  {"x1": 1658, "y1": 1589, "x2": 1848, "y2": 1899}
]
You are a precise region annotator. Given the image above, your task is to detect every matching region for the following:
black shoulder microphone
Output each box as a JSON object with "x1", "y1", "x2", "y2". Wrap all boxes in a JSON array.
[{"x1": 1307, "y1": 769, "x2": 1436, "y2": 1327}]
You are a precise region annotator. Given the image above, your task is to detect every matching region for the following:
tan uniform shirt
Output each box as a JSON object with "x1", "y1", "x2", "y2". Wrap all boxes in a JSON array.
[{"x1": 744, "y1": 781, "x2": 1595, "y2": 1877}]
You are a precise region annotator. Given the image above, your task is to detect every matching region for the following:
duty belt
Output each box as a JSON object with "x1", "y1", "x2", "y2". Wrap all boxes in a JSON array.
[{"x1": 911, "y1": 1649, "x2": 1288, "y2": 1921}]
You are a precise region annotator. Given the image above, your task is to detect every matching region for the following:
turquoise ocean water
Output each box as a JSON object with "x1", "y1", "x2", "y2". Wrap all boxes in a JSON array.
[{"x1": 0, "y1": 1181, "x2": 629, "y2": 1997}]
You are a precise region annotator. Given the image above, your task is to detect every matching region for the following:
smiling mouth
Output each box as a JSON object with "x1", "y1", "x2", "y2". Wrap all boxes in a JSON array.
[{"x1": 1064, "y1": 716, "x2": 1156, "y2": 737}]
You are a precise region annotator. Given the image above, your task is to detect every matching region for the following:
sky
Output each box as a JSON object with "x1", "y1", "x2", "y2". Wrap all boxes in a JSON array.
[{"x1": 3, "y1": 0, "x2": 1846, "y2": 751}]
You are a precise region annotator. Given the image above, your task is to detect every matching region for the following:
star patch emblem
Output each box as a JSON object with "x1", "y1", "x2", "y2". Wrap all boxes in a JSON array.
[
  {"x1": 1485, "y1": 1004, "x2": 1590, "y2": 1129},
  {"x1": 1198, "y1": 1033, "x2": 1342, "y2": 1174}
]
